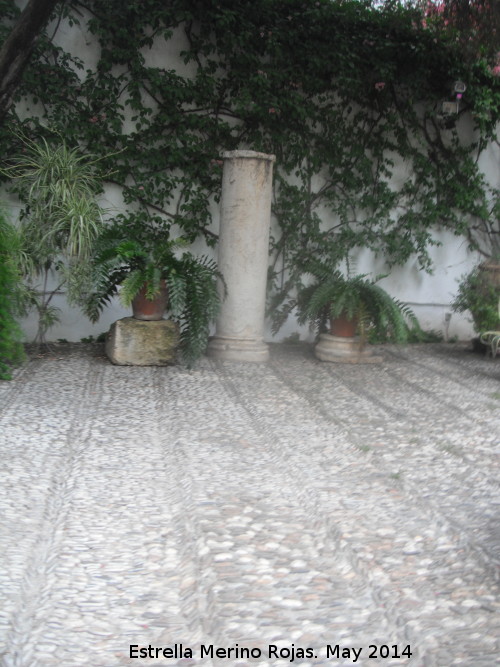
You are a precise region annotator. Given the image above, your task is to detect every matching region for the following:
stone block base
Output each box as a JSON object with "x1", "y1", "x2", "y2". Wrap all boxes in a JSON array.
[
  {"x1": 314, "y1": 333, "x2": 383, "y2": 364},
  {"x1": 106, "y1": 317, "x2": 180, "y2": 366},
  {"x1": 207, "y1": 336, "x2": 269, "y2": 362}
]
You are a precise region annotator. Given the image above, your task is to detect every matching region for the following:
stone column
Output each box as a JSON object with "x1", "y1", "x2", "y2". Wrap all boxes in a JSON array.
[{"x1": 208, "y1": 150, "x2": 275, "y2": 362}]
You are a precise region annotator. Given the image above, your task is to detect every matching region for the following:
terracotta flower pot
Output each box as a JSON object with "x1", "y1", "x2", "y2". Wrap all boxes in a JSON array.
[
  {"x1": 329, "y1": 313, "x2": 358, "y2": 337},
  {"x1": 131, "y1": 280, "x2": 168, "y2": 321}
]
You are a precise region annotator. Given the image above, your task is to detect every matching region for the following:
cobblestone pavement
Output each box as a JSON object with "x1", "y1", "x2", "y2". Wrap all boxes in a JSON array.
[{"x1": 0, "y1": 343, "x2": 499, "y2": 667}]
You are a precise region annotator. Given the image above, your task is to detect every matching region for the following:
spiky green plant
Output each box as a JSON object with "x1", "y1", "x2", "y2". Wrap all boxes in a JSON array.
[
  {"x1": 82, "y1": 213, "x2": 224, "y2": 366},
  {"x1": 2, "y1": 134, "x2": 106, "y2": 345},
  {"x1": 294, "y1": 257, "x2": 418, "y2": 344}
]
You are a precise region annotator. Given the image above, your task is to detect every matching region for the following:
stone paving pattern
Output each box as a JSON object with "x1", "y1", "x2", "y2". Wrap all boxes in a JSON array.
[{"x1": 0, "y1": 342, "x2": 499, "y2": 667}]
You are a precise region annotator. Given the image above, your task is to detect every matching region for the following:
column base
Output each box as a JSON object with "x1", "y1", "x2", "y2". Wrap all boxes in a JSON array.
[
  {"x1": 207, "y1": 336, "x2": 269, "y2": 362},
  {"x1": 314, "y1": 333, "x2": 383, "y2": 364},
  {"x1": 106, "y1": 317, "x2": 179, "y2": 366}
]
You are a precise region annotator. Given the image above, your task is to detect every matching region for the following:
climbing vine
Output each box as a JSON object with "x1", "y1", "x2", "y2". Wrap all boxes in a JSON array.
[{"x1": 1, "y1": 0, "x2": 500, "y2": 330}]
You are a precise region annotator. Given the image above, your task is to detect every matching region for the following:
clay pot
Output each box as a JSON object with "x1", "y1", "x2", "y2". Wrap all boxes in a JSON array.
[
  {"x1": 329, "y1": 313, "x2": 358, "y2": 337},
  {"x1": 131, "y1": 280, "x2": 168, "y2": 321}
]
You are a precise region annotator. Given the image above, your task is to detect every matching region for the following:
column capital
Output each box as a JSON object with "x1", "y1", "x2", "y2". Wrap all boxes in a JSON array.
[{"x1": 221, "y1": 150, "x2": 276, "y2": 162}]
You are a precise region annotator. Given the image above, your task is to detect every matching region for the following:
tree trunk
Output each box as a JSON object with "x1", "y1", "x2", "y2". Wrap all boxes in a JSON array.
[{"x1": 0, "y1": 0, "x2": 61, "y2": 124}]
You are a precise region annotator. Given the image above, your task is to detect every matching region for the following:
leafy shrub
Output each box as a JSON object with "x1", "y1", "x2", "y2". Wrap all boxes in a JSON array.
[
  {"x1": 452, "y1": 267, "x2": 500, "y2": 333},
  {"x1": 0, "y1": 210, "x2": 26, "y2": 379}
]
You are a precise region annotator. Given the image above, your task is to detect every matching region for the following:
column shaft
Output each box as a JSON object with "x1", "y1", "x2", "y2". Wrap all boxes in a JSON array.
[{"x1": 208, "y1": 150, "x2": 275, "y2": 362}]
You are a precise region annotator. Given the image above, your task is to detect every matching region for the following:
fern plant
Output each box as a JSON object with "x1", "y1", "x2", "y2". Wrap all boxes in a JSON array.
[
  {"x1": 293, "y1": 257, "x2": 418, "y2": 344},
  {"x1": 81, "y1": 213, "x2": 224, "y2": 366}
]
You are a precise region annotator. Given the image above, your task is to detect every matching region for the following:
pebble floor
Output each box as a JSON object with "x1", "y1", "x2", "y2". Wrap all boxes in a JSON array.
[{"x1": 0, "y1": 342, "x2": 499, "y2": 667}]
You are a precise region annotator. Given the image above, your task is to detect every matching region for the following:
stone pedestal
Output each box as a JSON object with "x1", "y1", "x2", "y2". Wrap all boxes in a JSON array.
[
  {"x1": 208, "y1": 150, "x2": 275, "y2": 362},
  {"x1": 106, "y1": 318, "x2": 179, "y2": 366},
  {"x1": 314, "y1": 333, "x2": 383, "y2": 364}
]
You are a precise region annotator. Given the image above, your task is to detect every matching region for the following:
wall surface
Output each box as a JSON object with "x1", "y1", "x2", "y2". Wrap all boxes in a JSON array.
[
  {"x1": 8, "y1": 11, "x2": 497, "y2": 345},
  {"x1": 16, "y1": 226, "x2": 480, "y2": 344}
]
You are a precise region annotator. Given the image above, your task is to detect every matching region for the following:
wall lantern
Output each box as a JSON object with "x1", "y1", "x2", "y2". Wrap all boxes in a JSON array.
[
  {"x1": 441, "y1": 81, "x2": 466, "y2": 115},
  {"x1": 442, "y1": 101, "x2": 459, "y2": 114}
]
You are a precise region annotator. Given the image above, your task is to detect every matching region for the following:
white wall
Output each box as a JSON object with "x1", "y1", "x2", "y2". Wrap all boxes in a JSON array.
[
  {"x1": 16, "y1": 225, "x2": 479, "y2": 344},
  {"x1": 271, "y1": 235, "x2": 478, "y2": 344},
  {"x1": 10, "y1": 12, "x2": 493, "y2": 344}
]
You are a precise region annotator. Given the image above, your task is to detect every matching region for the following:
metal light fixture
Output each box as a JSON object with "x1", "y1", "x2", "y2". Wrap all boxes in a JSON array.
[{"x1": 442, "y1": 101, "x2": 459, "y2": 115}]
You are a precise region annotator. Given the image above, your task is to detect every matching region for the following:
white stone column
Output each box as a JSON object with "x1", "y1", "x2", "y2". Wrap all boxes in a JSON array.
[{"x1": 208, "y1": 150, "x2": 275, "y2": 362}]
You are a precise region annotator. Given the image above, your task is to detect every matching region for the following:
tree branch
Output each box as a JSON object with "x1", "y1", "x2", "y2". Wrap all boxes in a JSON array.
[{"x1": 0, "y1": 0, "x2": 62, "y2": 124}]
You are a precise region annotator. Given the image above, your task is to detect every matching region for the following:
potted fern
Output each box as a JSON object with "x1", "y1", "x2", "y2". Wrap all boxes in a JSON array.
[
  {"x1": 82, "y1": 213, "x2": 224, "y2": 366},
  {"x1": 294, "y1": 258, "x2": 418, "y2": 362}
]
